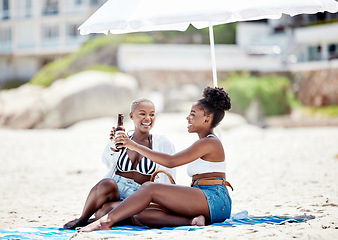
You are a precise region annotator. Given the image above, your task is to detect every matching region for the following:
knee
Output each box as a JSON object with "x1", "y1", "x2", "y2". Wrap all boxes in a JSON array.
[
  {"x1": 95, "y1": 178, "x2": 118, "y2": 194},
  {"x1": 138, "y1": 182, "x2": 158, "y2": 193}
]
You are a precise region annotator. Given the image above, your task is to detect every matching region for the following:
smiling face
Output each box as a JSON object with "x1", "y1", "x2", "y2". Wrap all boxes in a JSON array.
[
  {"x1": 130, "y1": 101, "x2": 156, "y2": 134},
  {"x1": 186, "y1": 102, "x2": 208, "y2": 133}
]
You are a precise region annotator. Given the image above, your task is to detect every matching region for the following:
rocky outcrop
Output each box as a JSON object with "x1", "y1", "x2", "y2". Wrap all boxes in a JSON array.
[
  {"x1": 0, "y1": 71, "x2": 138, "y2": 129},
  {"x1": 0, "y1": 84, "x2": 44, "y2": 129},
  {"x1": 296, "y1": 67, "x2": 338, "y2": 107}
]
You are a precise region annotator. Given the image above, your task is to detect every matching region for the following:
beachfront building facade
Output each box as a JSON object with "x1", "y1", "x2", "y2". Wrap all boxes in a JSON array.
[
  {"x1": 237, "y1": 12, "x2": 338, "y2": 64},
  {"x1": 0, "y1": 0, "x2": 105, "y2": 85},
  {"x1": 0, "y1": 2, "x2": 337, "y2": 87},
  {"x1": 119, "y1": 13, "x2": 338, "y2": 73}
]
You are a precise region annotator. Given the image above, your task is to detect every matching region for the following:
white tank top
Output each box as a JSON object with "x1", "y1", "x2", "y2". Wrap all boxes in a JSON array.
[{"x1": 186, "y1": 134, "x2": 226, "y2": 177}]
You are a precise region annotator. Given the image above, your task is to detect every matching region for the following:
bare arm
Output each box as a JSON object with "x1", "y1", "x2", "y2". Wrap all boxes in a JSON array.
[{"x1": 115, "y1": 133, "x2": 219, "y2": 168}]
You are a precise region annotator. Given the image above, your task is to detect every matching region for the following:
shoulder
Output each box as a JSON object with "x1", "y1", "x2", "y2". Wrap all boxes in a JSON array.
[{"x1": 193, "y1": 135, "x2": 222, "y2": 149}]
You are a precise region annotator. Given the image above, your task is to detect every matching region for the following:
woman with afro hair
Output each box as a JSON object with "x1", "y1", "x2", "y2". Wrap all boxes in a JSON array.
[{"x1": 80, "y1": 86, "x2": 233, "y2": 231}]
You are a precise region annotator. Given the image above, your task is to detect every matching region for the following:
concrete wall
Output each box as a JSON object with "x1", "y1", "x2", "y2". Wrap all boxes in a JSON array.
[{"x1": 118, "y1": 44, "x2": 284, "y2": 73}]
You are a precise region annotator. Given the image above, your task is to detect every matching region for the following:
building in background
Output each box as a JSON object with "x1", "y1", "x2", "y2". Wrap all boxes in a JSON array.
[
  {"x1": 119, "y1": 12, "x2": 338, "y2": 73},
  {"x1": 237, "y1": 12, "x2": 338, "y2": 64},
  {"x1": 0, "y1": 0, "x2": 105, "y2": 85},
  {"x1": 0, "y1": 2, "x2": 337, "y2": 88}
]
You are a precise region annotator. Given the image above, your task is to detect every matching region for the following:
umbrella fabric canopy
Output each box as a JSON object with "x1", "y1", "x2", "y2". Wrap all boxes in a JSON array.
[{"x1": 79, "y1": 0, "x2": 338, "y2": 35}]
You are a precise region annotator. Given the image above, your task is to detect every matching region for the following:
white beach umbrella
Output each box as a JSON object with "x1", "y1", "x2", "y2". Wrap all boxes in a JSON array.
[{"x1": 79, "y1": 0, "x2": 338, "y2": 87}]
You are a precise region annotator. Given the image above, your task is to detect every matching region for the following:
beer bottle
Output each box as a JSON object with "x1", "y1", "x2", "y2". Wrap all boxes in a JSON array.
[{"x1": 111, "y1": 114, "x2": 125, "y2": 152}]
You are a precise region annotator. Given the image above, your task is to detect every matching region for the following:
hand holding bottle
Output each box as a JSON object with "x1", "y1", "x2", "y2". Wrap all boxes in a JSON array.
[
  {"x1": 110, "y1": 114, "x2": 126, "y2": 152},
  {"x1": 109, "y1": 127, "x2": 116, "y2": 141},
  {"x1": 113, "y1": 132, "x2": 137, "y2": 152}
]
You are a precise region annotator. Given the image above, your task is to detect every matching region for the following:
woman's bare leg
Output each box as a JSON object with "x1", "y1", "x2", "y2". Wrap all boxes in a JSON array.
[
  {"x1": 80, "y1": 182, "x2": 209, "y2": 232},
  {"x1": 96, "y1": 204, "x2": 205, "y2": 227},
  {"x1": 95, "y1": 201, "x2": 121, "y2": 220},
  {"x1": 63, "y1": 179, "x2": 119, "y2": 229},
  {"x1": 133, "y1": 208, "x2": 205, "y2": 227}
]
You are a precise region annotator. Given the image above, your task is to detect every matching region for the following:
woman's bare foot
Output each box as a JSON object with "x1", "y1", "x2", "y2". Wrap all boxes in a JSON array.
[
  {"x1": 63, "y1": 218, "x2": 88, "y2": 230},
  {"x1": 79, "y1": 219, "x2": 112, "y2": 232},
  {"x1": 191, "y1": 215, "x2": 205, "y2": 226}
]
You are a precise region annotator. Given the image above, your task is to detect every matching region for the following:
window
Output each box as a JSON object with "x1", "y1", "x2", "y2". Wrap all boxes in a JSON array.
[
  {"x1": 308, "y1": 45, "x2": 321, "y2": 61},
  {"x1": 0, "y1": 27, "x2": 11, "y2": 53},
  {"x1": 42, "y1": 25, "x2": 59, "y2": 42},
  {"x1": 1, "y1": 0, "x2": 10, "y2": 20},
  {"x1": 67, "y1": 23, "x2": 80, "y2": 38},
  {"x1": 0, "y1": 27, "x2": 11, "y2": 42},
  {"x1": 90, "y1": 0, "x2": 99, "y2": 6},
  {"x1": 26, "y1": 0, "x2": 32, "y2": 17},
  {"x1": 329, "y1": 43, "x2": 338, "y2": 60},
  {"x1": 42, "y1": 24, "x2": 59, "y2": 46},
  {"x1": 42, "y1": 0, "x2": 58, "y2": 16},
  {"x1": 18, "y1": 0, "x2": 32, "y2": 18}
]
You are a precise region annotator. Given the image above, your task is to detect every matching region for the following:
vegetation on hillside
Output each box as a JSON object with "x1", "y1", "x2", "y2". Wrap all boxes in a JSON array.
[
  {"x1": 30, "y1": 34, "x2": 153, "y2": 87},
  {"x1": 2, "y1": 79, "x2": 27, "y2": 90},
  {"x1": 297, "y1": 105, "x2": 338, "y2": 118}
]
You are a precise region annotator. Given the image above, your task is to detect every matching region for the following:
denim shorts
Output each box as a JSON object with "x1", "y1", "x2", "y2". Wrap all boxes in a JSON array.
[
  {"x1": 192, "y1": 178, "x2": 232, "y2": 223},
  {"x1": 113, "y1": 175, "x2": 141, "y2": 201}
]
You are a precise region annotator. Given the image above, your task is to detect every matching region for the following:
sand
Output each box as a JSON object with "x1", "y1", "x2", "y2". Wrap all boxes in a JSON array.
[{"x1": 0, "y1": 113, "x2": 337, "y2": 239}]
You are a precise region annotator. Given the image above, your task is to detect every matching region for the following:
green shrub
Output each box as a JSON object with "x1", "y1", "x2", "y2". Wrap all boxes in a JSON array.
[
  {"x1": 30, "y1": 34, "x2": 153, "y2": 87},
  {"x1": 2, "y1": 79, "x2": 27, "y2": 89},
  {"x1": 85, "y1": 65, "x2": 119, "y2": 73},
  {"x1": 305, "y1": 105, "x2": 338, "y2": 117},
  {"x1": 219, "y1": 73, "x2": 292, "y2": 116},
  {"x1": 30, "y1": 56, "x2": 72, "y2": 87}
]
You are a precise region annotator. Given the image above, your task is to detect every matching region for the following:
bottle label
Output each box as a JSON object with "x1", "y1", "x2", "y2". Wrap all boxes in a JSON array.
[{"x1": 113, "y1": 130, "x2": 125, "y2": 152}]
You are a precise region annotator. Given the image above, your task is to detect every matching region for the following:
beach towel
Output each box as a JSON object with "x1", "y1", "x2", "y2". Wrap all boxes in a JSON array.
[{"x1": 0, "y1": 211, "x2": 312, "y2": 240}]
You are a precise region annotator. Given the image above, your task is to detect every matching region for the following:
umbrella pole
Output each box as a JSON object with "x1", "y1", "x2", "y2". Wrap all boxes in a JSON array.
[
  {"x1": 209, "y1": 24, "x2": 222, "y2": 140},
  {"x1": 209, "y1": 24, "x2": 218, "y2": 88}
]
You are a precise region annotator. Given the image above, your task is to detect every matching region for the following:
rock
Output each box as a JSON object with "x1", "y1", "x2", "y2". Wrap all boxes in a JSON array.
[
  {"x1": 0, "y1": 84, "x2": 44, "y2": 129},
  {"x1": 0, "y1": 71, "x2": 138, "y2": 129},
  {"x1": 37, "y1": 71, "x2": 138, "y2": 128},
  {"x1": 296, "y1": 68, "x2": 338, "y2": 106}
]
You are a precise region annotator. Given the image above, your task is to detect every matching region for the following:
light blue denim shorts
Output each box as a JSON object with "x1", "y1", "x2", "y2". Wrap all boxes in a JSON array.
[
  {"x1": 113, "y1": 175, "x2": 141, "y2": 201},
  {"x1": 192, "y1": 177, "x2": 232, "y2": 223}
]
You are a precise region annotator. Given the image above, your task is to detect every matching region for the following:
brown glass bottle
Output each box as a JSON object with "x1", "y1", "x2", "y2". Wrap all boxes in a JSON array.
[{"x1": 113, "y1": 114, "x2": 125, "y2": 152}]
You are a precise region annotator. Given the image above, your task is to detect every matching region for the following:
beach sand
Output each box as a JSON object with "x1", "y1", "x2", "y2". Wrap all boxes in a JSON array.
[{"x1": 0, "y1": 113, "x2": 337, "y2": 239}]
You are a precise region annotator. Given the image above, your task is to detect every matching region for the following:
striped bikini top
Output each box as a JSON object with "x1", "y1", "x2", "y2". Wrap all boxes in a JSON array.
[{"x1": 116, "y1": 135, "x2": 157, "y2": 175}]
